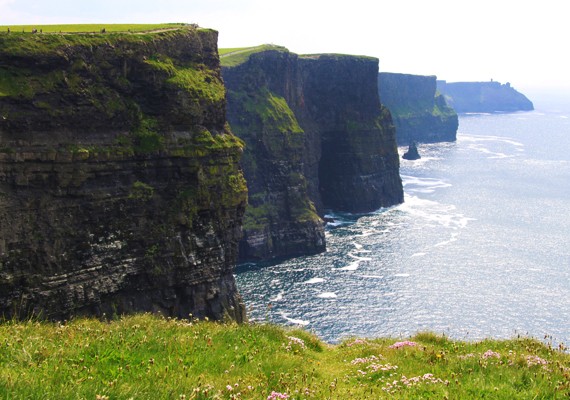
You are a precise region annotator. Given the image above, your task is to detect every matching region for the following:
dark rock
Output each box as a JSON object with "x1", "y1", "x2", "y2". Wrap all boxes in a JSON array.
[
  {"x1": 379, "y1": 73, "x2": 458, "y2": 144},
  {"x1": 436, "y1": 80, "x2": 534, "y2": 113},
  {"x1": 402, "y1": 141, "x2": 421, "y2": 160},
  {"x1": 0, "y1": 29, "x2": 247, "y2": 322},
  {"x1": 223, "y1": 51, "x2": 403, "y2": 261}
]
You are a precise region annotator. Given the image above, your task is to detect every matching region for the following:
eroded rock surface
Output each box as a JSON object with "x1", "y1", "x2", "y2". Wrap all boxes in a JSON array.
[
  {"x1": 379, "y1": 73, "x2": 458, "y2": 144},
  {"x1": 0, "y1": 28, "x2": 247, "y2": 321},
  {"x1": 223, "y1": 50, "x2": 403, "y2": 261}
]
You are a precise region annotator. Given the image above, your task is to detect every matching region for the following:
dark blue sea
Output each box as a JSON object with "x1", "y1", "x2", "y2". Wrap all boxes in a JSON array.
[{"x1": 235, "y1": 95, "x2": 570, "y2": 345}]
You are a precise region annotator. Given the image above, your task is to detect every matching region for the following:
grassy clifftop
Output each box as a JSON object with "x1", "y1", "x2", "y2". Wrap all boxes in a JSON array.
[
  {"x1": 0, "y1": 23, "x2": 191, "y2": 33},
  {"x1": 0, "y1": 314, "x2": 569, "y2": 399},
  {"x1": 219, "y1": 44, "x2": 288, "y2": 67}
]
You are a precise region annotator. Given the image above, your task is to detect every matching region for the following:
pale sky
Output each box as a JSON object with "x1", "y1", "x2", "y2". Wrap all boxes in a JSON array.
[{"x1": 1, "y1": 0, "x2": 568, "y2": 95}]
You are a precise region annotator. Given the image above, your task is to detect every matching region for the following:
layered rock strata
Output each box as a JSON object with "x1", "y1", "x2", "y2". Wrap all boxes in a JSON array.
[
  {"x1": 436, "y1": 80, "x2": 534, "y2": 113},
  {"x1": 379, "y1": 73, "x2": 458, "y2": 144},
  {"x1": 223, "y1": 49, "x2": 403, "y2": 261},
  {"x1": 0, "y1": 28, "x2": 247, "y2": 321}
]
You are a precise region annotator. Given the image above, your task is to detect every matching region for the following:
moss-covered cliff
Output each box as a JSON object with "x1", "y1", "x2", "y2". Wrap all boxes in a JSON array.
[
  {"x1": 379, "y1": 73, "x2": 458, "y2": 144},
  {"x1": 436, "y1": 80, "x2": 534, "y2": 113},
  {"x1": 0, "y1": 28, "x2": 247, "y2": 322},
  {"x1": 222, "y1": 48, "x2": 403, "y2": 261}
]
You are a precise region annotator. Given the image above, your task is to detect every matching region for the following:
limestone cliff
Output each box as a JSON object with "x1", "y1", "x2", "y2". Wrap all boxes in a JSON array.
[
  {"x1": 0, "y1": 28, "x2": 247, "y2": 321},
  {"x1": 436, "y1": 80, "x2": 534, "y2": 113},
  {"x1": 222, "y1": 48, "x2": 403, "y2": 261},
  {"x1": 379, "y1": 73, "x2": 458, "y2": 144}
]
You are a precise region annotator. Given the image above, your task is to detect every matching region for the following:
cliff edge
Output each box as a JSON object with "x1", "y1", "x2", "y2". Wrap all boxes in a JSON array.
[
  {"x1": 379, "y1": 73, "x2": 458, "y2": 144},
  {"x1": 222, "y1": 47, "x2": 403, "y2": 261},
  {"x1": 436, "y1": 80, "x2": 534, "y2": 113},
  {"x1": 0, "y1": 28, "x2": 247, "y2": 321}
]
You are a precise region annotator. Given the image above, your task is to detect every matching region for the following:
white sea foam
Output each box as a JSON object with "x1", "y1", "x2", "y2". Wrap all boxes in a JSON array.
[
  {"x1": 393, "y1": 194, "x2": 474, "y2": 229},
  {"x1": 360, "y1": 275, "x2": 384, "y2": 279},
  {"x1": 353, "y1": 243, "x2": 363, "y2": 249},
  {"x1": 340, "y1": 261, "x2": 359, "y2": 271},
  {"x1": 303, "y1": 278, "x2": 325, "y2": 284},
  {"x1": 411, "y1": 253, "x2": 426, "y2": 257},
  {"x1": 459, "y1": 133, "x2": 524, "y2": 147},
  {"x1": 560, "y1": 116, "x2": 568, "y2": 119},
  {"x1": 348, "y1": 253, "x2": 372, "y2": 261},
  {"x1": 271, "y1": 292, "x2": 284, "y2": 301},
  {"x1": 394, "y1": 274, "x2": 410, "y2": 277},
  {"x1": 401, "y1": 175, "x2": 451, "y2": 194},
  {"x1": 402, "y1": 175, "x2": 452, "y2": 190},
  {"x1": 280, "y1": 313, "x2": 310, "y2": 326},
  {"x1": 434, "y1": 237, "x2": 458, "y2": 247},
  {"x1": 317, "y1": 292, "x2": 338, "y2": 298}
]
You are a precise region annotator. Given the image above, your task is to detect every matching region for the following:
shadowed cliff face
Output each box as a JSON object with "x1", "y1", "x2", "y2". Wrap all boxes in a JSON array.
[
  {"x1": 379, "y1": 73, "x2": 458, "y2": 144},
  {"x1": 223, "y1": 50, "x2": 403, "y2": 261},
  {"x1": 436, "y1": 80, "x2": 534, "y2": 113},
  {"x1": 307, "y1": 57, "x2": 403, "y2": 212},
  {"x1": 0, "y1": 29, "x2": 247, "y2": 322}
]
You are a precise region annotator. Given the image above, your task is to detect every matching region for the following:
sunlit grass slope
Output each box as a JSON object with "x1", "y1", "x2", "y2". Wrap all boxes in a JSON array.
[
  {"x1": 0, "y1": 314, "x2": 569, "y2": 399},
  {"x1": 0, "y1": 23, "x2": 188, "y2": 33},
  {"x1": 219, "y1": 45, "x2": 288, "y2": 67}
]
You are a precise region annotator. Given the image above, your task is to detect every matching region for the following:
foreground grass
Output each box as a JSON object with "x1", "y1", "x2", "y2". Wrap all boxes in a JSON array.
[
  {"x1": 0, "y1": 314, "x2": 569, "y2": 399},
  {"x1": 0, "y1": 23, "x2": 187, "y2": 33}
]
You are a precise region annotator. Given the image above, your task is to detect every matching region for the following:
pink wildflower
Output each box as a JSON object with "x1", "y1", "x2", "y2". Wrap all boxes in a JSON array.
[
  {"x1": 267, "y1": 391, "x2": 290, "y2": 399},
  {"x1": 389, "y1": 341, "x2": 417, "y2": 349},
  {"x1": 525, "y1": 355, "x2": 548, "y2": 367},
  {"x1": 482, "y1": 350, "x2": 501, "y2": 359}
]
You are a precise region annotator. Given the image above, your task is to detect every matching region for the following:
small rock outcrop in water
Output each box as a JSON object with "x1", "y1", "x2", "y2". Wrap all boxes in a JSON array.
[
  {"x1": 403, "y1": 141, "x2": 421, "y2": 160},
  {"x1": 379, "y1": 72, "x2": 458, "y2": 144},
  {"x1": 222, "y1": 47, "x2": 404, "y2": 261},
  {"x1": 436, "y1": 80, "x2": 534, "y2": 113},
  {"x1": 0, "y1": 28, "x2": 247, "y2": 322}
]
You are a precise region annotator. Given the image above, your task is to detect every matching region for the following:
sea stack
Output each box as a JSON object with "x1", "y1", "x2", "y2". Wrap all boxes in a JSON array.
[{"x1": 403, "y1": 141, "x2": 421, "y2": 160}]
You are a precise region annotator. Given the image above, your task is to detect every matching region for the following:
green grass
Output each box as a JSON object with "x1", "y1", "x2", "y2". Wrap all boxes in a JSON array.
[
  {"x1": 0, "y1": 28, "x2": 202, "y2": 59},
  {"x1": 0, "y1": 23, "x2": 190, "y2": 34},
  {"x1": 1, "y1": 314, "x2": 569, "y2": 399},
  {"x1": 299, "y1": 53, "x2": 378, "y2": 61},
  {"x1": 144, "y1": 56, "x2": 226, "y2": 104},
  {"x1": 218, "y1": 47, "x2": 256, "y2": 56},
  {"x1": 220, "y1": 45, "x2": 288, "y2": 67}
]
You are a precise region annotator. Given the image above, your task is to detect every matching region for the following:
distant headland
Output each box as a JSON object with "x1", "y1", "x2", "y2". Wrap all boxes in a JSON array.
[{"x1": 437, "y1": 80, "x2": 534, "y2": 113}]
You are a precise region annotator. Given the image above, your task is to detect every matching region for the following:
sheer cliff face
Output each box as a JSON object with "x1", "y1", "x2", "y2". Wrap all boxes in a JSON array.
[
  {"x1": 0, "y1": 29, "x2": 247, "y2": 322},
  {"x1": 436, "y1": 80, "x2": 534, "y2": 113},
  {"x1": 379, "y1": 73, "x2": 458, "y2": 144},
  {"x1": 223, "y1": 51, "x2": 403, "y2": 261}
]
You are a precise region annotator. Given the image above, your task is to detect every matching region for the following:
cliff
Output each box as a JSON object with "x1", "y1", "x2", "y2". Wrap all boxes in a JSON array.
[
  {"x1": 222, "y1": 47, "x2": 403, "y2": 261},
  {"x1": 0, "y1": 28, "x2": 247, "y2": 322},
  {"x1": 436, "y1": 80, "x2": 534, "y2": 113},
  {"x1": 379, "y1": 73, "x2": 458, "y2": 144}
]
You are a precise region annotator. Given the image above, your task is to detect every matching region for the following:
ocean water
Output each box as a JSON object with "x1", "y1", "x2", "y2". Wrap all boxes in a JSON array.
[{"x1": 234, "y1": 99, "x2": 570, "y2": 344}]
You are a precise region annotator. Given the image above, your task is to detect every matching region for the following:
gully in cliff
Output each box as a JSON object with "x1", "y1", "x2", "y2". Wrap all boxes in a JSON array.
[{"x1": 0, "y1": 26, "x2": 247, "y2": 322}]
